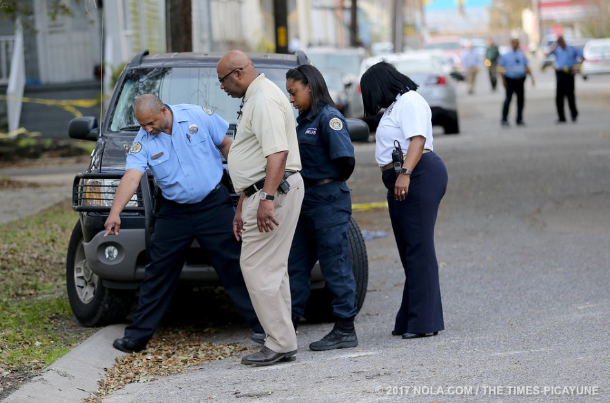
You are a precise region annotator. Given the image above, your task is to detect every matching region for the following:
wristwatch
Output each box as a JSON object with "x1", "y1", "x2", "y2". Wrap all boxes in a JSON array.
[
  {"x1": 400, "y1": 168, "x2": 413, "y2": 176},
  {"x1": 259, "y1": 191, "x2": 274, "y2": 201}
]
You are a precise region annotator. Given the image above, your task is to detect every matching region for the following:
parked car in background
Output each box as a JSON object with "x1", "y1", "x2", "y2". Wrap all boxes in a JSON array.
[
  {"x1": 321, "y1": 70, "x2": 350, "y2": 113},
  {"x1": 359, "y1": 53, "x2": 460, "y2": 135},
  {"x1": 581, "y1": 38, "x2": 610, "y2": 80},
  {"x1": 303, "y1": 47, "x2": 367, "y2": 120},
  {"x1": 419, "y1": 49, "x2": 465, "y2": 81},
  {"x1": 423, "y1": 36, "x2": 464, "y2": 73}
]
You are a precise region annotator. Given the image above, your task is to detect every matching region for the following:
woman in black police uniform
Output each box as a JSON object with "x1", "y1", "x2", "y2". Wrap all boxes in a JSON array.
[
  {"x1": 285, "y1": 65, "x2": 359, "y2": 351},
  {"x1": 360, "y1": 61, "x2": 448, "y2": 339}
]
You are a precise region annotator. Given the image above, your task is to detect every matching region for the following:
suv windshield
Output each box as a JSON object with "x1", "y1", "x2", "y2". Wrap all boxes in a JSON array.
[{"x1": 109, "y1": 66, "x2": 294, "y2": 133}]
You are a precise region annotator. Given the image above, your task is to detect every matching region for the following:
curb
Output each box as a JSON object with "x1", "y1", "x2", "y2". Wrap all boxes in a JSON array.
[{"x1": 3, "y1": 325, "x2": 126, "y2": 403}]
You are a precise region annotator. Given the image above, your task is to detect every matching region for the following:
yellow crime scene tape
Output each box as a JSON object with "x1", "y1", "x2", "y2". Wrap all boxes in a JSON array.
[
  {"x1": 0, "y1": 94, "x2": 101, "y2": 139},
  {"x1": 0, "y1": 127, "x2": 42, "y2": 139},
  {"x1": 352, "y1": 201, "x2": 388, "y2": 211},
  {"x1": 0, "y1": 94, "x2": 101, "y2": 119}
]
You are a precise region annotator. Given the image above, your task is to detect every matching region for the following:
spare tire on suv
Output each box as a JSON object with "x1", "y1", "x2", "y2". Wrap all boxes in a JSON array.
[{"x1": 67, "y1": 50, "x2": 370, "y2": 327}]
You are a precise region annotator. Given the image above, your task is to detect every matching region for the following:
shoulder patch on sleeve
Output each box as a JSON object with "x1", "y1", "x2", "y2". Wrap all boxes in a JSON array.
[
  {"x1": 329, "y1": 117, "x2": 343, "y2": 131},
  {"x1": 202, "y1": 106, "x2": 214, "y2": 115},
  {"x1": 129, "y1": 142, "x2": 142, "y2": 153}
]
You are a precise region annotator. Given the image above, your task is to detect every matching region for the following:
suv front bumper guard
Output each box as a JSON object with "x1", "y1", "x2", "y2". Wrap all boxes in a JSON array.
[{"x1": 72, "y1": 172, "x2": 154, "y2": 262}]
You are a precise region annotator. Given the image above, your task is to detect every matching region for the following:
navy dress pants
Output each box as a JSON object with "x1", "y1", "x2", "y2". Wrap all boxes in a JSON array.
[
  {"x1": 555, "y1": 70, "x2": 578, "y2": 121},
  {"x1": 382, "y1": 152, "x2": 448, "y2": 335},
  {"x1": 502, "y1": 76, "x2": 526, "y2": 123},
  {"x1": 288, "y1": 181, "x2": 357, "y2": 320},
  {"x1": 125, "y1": 184, "x2": 263, "y2": 343}
]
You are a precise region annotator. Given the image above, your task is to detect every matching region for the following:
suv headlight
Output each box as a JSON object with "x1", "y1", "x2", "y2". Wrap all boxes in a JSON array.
[{"x1": 81, "y1": 179, "x2": 138, "y2": 207}]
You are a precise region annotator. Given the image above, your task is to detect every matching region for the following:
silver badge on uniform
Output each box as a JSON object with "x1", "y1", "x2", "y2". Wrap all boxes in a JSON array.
[{"x1": 189, "y1": 124, "x2": 198, "y2": 134}]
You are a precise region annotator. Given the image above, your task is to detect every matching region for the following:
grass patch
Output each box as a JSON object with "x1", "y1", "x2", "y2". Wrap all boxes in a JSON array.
[{"x1": 0, "y1": 199, "x2": 96, "y2": 398}]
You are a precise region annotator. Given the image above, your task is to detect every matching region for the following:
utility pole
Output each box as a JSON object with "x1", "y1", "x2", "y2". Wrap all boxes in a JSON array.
[
  {"x1": 392, "y1": 0, "x2": 404, "y2": 53},
  {"x1": 350, "y1": 0, "x2": 359, "y2": 47},
  {"x1": 274, "y1": 0, "x2": 288, "y2": 53}
]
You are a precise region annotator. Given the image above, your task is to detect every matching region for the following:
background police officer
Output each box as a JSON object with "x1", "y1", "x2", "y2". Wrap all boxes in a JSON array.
[
  {"x1": 545, "y1": 36, "x2": 584, "y2": 123},
  {"x1": 285, "y1": 65, "x2": 359, "y2": 351},
  {"x1": 105, "y1": 94, "x2": 263, "y2": 353},
  {"x1": 498, "y1": 38, "x2": 535, "y2": 127}
]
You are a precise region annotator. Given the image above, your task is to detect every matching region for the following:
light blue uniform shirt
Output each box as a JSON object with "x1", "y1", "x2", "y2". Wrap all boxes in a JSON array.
[
  {"x1": 498, "y1": 49, "x2": 529, "y2": 79},
  {"x1": 462, "y1": 49, "x2": 481, "y2": 68},
  {"x1": 126, "y1": 104, "x2": 229, "y2": 204},
  {"x1": 551, "y1": 45, "x2": 583, "y2": 70}
]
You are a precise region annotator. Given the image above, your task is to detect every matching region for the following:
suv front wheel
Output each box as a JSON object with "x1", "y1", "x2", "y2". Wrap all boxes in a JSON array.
[
  {"x1": 304, "y1": 217, "x2": 368, "y2": 322},
  {"x1": 66, "y1": 221, "x2": 135, "y2": 327}
]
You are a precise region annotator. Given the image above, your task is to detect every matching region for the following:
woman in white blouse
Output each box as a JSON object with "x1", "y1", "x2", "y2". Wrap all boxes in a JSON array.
[{"x1": 360, "y1": 61, "x2": 448, "y2": 340}]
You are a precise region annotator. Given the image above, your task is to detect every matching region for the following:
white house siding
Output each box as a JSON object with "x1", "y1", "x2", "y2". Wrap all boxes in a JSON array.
[
  {"x1": 192, "y1": 0, "x2": 267, "y2": 52},
  {"x1": 34, "y1": 0, "x2": 102, "y2": 84}
]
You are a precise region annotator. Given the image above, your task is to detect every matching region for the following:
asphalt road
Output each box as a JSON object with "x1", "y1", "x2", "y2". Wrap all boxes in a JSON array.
[{"x1": 4, "y1": 66, "x2": 610, "y2": 402}]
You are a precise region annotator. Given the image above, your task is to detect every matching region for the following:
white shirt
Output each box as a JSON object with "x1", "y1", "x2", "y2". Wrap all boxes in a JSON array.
[{"x1": 375, "y1": 91, "x2": 434, "y2": 166}]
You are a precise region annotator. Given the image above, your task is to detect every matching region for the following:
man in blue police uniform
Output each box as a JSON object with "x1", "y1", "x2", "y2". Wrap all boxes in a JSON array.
[
  {"x1": 545, "y1": 36, "x2": 584, "y2": 123},
  {"x1": 104, "y1": 94, "x2": 264, "y2": 353},
  {"x1": 286, "y1": 65, "x2": 358, "y2": 351},
  {"x1": 498, "y1": 38, "x2": 535, "y2": 127}
]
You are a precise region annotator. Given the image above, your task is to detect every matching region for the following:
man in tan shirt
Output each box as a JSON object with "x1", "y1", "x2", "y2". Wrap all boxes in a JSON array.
[{"x1": 217, "y1": 50, "x2": 304, "y2": 366}]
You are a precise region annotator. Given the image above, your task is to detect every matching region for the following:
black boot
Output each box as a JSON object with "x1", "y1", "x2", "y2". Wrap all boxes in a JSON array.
[{"x1": 309, "y1": 317, "x2": 357, "y2": 351}]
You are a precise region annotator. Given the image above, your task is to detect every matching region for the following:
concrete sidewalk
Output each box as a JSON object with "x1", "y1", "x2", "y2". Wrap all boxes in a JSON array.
[
  {"x1": 0, "y1": 161, "x2": 86, "y2": 225},
  {"x1": 3, "y1": 326, "x2": 126, "y2": 403}
]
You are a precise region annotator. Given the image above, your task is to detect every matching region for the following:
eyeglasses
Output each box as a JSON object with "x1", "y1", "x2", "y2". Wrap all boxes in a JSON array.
[{"x1": 218, "y1": 67, "x2": 243, "y2": 84}]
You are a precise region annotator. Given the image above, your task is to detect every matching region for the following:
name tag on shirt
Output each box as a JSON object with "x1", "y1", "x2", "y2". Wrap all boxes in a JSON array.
[
  {"x1": 305, "y1": 127, "x2": 317, "y2": 136},
  {"x1": 152, "y1": 152, "x2": 164, "y2": 160}
]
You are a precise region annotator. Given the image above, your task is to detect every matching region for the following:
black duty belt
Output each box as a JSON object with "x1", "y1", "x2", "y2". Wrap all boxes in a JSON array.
[
  {"x1": 380, "y1": 149, "x2": 431, "y2": 172},
  {"x1": 243, "y1": 171, "x2": 297, "y2": 197},
  {"x1": 304, "y1": 178, "x2": 341, "y2": 187}
]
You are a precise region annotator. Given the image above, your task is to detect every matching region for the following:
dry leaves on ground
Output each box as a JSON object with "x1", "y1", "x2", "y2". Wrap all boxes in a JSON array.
[{"x1": 83, "y1": 328, "x2": 255, "y2": 402}]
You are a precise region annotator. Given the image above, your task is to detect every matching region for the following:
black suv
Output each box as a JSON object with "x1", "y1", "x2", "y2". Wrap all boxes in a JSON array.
[{"x1": 67, "y1": 50, "x2": 370, "y2": 327}]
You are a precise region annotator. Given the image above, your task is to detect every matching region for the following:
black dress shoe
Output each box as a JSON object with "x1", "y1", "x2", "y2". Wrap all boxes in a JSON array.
[
  {"x1": 555, "y1": 119, "x2": 567, "y2": 124},
  {"x1": 241, "y1": 346, "x2": 297, "y2": 366},
  {"x1": 402, "y1": 331, "x2": 439, "y2": 340},
  {"x1": 309, "y1": 328, "x2": 358, "y2": 351},
  {"x1": 113, "y1": 337, "x2": 147, "y2": 353},
  {"x1": 250, "y1": 332, "x2": 266, "y2": 345}
]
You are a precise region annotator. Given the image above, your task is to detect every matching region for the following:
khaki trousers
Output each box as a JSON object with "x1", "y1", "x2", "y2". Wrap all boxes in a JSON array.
[
  {"x1": 466, "y1": 67, "x2": 478, "y2": 94},
  {"x1": 240, "y1": 172, "x2": 304, "y2": 353}
]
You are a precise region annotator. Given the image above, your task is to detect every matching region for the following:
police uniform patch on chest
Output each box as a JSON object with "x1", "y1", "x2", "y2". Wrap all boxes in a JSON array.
[
  {"x1": 329, "y1": 117, "x2": 343, "y2": 131},
  {"x1": 188, "y1": 124, "x2": 198, "y2": 134},
  {"x1": 130, "y1": 142, "x2": 142, "y2": 153},
  {"x1": 305, "y1": 127, "x2": 317, "y2": 136},
  {"x1": 202, "y1": 106, "x2": 213, "y2": 115}
]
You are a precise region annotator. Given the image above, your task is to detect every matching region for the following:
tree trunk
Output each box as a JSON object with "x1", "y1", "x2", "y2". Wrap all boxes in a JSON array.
[{"x1": 167, "y1": 0, "x2": 192, "y2": 52}]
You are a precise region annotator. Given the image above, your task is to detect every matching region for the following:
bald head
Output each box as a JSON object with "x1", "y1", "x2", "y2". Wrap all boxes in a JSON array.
[
  {"x1": 135, "y1": 94, "x2": 164, "y2": 116},
  {"x1": 218, "y1": 50, "x2": 251, "y2": 72},
  {"x1": 134, "y1": 94, "x2": 172, "y2": 135},
  {"x1": 511, "y1": 38, "x2": 519, "y2": 51},
  {"x1": 217, "y1": 50, "x2": 258, "y2": 98}
]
